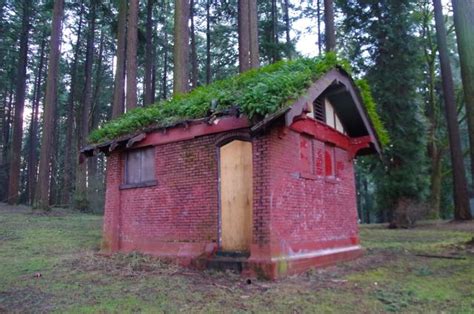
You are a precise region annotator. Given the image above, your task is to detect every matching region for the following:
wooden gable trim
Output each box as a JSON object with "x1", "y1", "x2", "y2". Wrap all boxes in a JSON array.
[
  {"x1": 284, "y1": 68, "x2": 381, "y2": 155},
  {"x1": 290, "y1": 118, "x2": 374, "y2": 160},
  {"x1": 285, "y1": 69, "x2": 341, "y2": 127},
  {"x1": 290, "y1": 117, "x2": 351, "y2": 150},
  {"x1": 340, "y1": 75, "x2": 382, "y2": 155},
  {"x1": 81, "y1": 116, "x2": 250, "y2": 157},
  {"x1": 129, "y1": 116, "x2": 250, "y2": 149}
]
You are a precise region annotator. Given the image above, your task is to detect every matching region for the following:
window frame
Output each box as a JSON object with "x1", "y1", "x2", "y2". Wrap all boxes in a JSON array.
[{"x1": 120, "y1": 146, "x2": 157, "y2": 190}]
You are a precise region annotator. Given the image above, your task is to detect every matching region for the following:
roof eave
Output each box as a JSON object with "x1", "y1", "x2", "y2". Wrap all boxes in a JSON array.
[{"x1": 283, "y1": 68, "x2": 382, "y2": 156}]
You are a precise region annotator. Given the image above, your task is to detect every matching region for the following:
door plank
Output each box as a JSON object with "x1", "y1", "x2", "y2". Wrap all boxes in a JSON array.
[{"x1": 220, "y1": 140, "x2": 253, "y2": 252}]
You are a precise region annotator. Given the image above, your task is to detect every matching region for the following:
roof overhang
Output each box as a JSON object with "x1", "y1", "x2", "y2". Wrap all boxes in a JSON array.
[
  {"x1": 283, "y1": 68, "x2": 382, "y2": 156},
  {"x1": 82, "y1": 67, "x2": 381, "y2": 159},
  {"x1": 80, "y1": 115, "x2": 250, "y2": 160}
]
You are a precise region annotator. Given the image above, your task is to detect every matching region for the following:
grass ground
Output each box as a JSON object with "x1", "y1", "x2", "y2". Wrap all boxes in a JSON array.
[{"x1": 0, "y1": 203, "x2": 473, "y2": 313}]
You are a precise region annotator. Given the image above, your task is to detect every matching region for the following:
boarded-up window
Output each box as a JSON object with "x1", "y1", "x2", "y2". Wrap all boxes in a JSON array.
[
  {"x1": 124, "y1": 147, "x2": 156, "y2": 185},
  {"x1": 324, "y1": 144, "x2": 336, "y2": 177}
]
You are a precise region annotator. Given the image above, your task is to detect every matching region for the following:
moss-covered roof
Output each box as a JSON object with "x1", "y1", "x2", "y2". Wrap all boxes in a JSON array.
[{"x1": 89, "y1": 53, "x2": 389, "y2": 146}]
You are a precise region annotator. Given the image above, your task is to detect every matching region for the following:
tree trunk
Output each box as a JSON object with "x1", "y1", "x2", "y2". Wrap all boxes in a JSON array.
[
  {"x1": 35, "y1": 0, "x2": 65, "y2": 210},
  {"x1": 317, "y1": 0, "x2": 322, "y2": 55},
  {"x1": 92, "y1": 29, "x2": 105, "y2": 113},
  {"x1": 62, "y1": 3, "x2": 84, "y2": 206},
  {"x1": 239, "y1": 0, "x2": 259, "y2": 72},
  {"x1": 48, "y1": 108, "x2": 59, "y2": 206},
  {"x1": 144, "y1": 0, "x2": 154, "y2": 105},
  {"x1": 7, "y1": 0, "x2": 32, "y2": 204},
  {"x1": 238, "y1": 0, "x2": 250, "y2": 72},
  {"x1": 173, "y1": 0, "x2": 190, "y2": 94},
  {"x1": 75, "y1": 0, "x2": 96, "y2": 211},
  {"x1": 162, "y1": 0, "x2": 169, "y2": 99},
  {"x1": 126, "y1": 0, "x2": 139, "y2": 109},
  {"x1": 248, "y1": 0, "x2": 259, "y2": 69},
  {"x1": 356, "y1": 172, "x2": 363, "y2": 222},
  {"x1": 363, "y1": 178, "x2": 371, "y2": 224},
  {"x1": 205, "y1": 0, "x2": 211, "y2": 84},
  {"x1": 324, "y1": 0, "x2": 335, "y2": 52},
  {"x1": 152, "y1": 62, "x2": 156, "y2": 103},
  {"x1": 430, "y1": 146, "x2": 443, "y2": 215},
  {"x1": 433, "y1": 0, "x2": 472, "y2": 220},
  {"x1": 27, "y1": 36, "x2": 47, "y2": 204},
  {"x1": 0, "y1": 91, "x2": 5, "y2": 199},
  {"x1": 190, "y1": 0, "x2": 198, "y2": 89},
  {"x1": 283, "y1": 0, "x2": 291, "y2": 59},
  {"x1": 421, "y1": 2, "x2": 443, "y2": 217},
  {"x1": 452, "y1": 0, "x2": 474, "y2": 188},
  {"x1": 1, "y1": 87, "x2": 14, "y2": 201},
  {"x1": 112, "y1": 0, "x2": 127, "y2": 118},
  {"x1": 271, "y1": 0, "x2": 279, "y2": 62},
  {"x1": 88, "y1": 28, "x2": 105, "y2": 212}
]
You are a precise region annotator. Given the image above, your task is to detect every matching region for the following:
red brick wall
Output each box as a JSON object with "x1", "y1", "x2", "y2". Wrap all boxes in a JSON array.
[
  {"x1": 103, "y1": 122, "x2": 359, "y2": 266},
  {"x1": 103, "y1": 134, "x2": 220, "y2": 258},
  {"x1": 264, "y1": 126, "x2": 359, "y2": 256}
]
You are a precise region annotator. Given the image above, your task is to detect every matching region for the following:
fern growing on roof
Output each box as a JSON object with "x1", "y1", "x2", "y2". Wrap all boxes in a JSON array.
[{"x1": 89, "y1": 52, "x2": 388, "y2": 146}]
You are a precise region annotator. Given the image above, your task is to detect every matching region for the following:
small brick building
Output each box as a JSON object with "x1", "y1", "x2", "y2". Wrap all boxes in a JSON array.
[{"x1": 82, "y1": 67, "x2": 381, "y2": 279}]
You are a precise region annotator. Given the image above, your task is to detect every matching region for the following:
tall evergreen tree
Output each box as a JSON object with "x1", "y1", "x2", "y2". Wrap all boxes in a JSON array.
[
  {"x1": 338, "y1": 0, "x2": 429, "y2": 225},
  {"x1": 35, "y1": 0, "x2": 65, "y2": 210},
  {"x1": 190, "y1": 0, "x2": 198, "y2": 89},
  {"x1": 7, "y1": 0, "x2": 32, "y2": 204},
  {"x1": 283, "y1": 0, "x2": 292, "y2": 59},
  {"x1": 418, "y1": 0, "x2": 446, "y2": 216},
  {"x1": 27, "y1": 34, "x2": 47, "y2": 204},
  {"x1": 161, "y1": 0, "x2": 170, "y2": 98},
  {"x1": 126, "y1": 0, "x2": 139, "y2": 109},
  {"x1": 173, "y1": 0, "x2": 190, "y2": 94},
  {"x1": 112, "y1": 0, "x2": 127, "y2": 118},
  {"x1": 452, "y1": 0, "x2": 474, "y2": 188},
  {"x1": 62, "y1": 2, "x2": 85, "y2": 206},
  {"x1": 144, "y1": 0, "x2": 155, "y2": 105},
  {"x1": 433, "y1": 0, "x2": 471, "y2": 220},
  {"x1": 75, "y1": 0, "x2": 97, "y2": 211},
  {"x1": 205, "y1": 0, "x2": 211, "y2": 84},
  {"x1": 238, "y1": 0, "x2": 259, "y2": 72},
  {"x1": 324, "y1": 0, "x2": 335, "y2": 51}
]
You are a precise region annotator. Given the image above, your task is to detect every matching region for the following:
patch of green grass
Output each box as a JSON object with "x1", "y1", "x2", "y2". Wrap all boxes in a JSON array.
[
  {"x1": 359, "y1": 226, "x2": 472, "y2": 253},
  {"x1": 1, "y1": 205, "x2": 473, "y2": 313},
  {"x1": 0, "y1": 209, "x2": 102, "y2": 289},
  {"x1": 346, "y1": 231, "x2": 474, "y2": 313}
]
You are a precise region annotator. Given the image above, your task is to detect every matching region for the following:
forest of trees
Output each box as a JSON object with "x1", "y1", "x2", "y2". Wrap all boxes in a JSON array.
[{"x1": 0, "y1": 0, "x2": 472, "y2": 224}]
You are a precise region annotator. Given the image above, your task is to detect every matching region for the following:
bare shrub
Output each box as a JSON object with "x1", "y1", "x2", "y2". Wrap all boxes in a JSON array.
[{"x1": 389, "y1": 198, "x2": 430, "y2": 228}]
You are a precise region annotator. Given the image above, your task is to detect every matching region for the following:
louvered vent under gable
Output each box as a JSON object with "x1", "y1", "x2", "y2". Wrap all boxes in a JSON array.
[{"x1": 313, "y1": 97, "x2": 325, "y2": 122}]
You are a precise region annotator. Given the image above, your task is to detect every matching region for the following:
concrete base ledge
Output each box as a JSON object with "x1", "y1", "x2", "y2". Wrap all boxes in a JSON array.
[{"x1": 244, "y1": 245, "x2": 363, "y2": 280}]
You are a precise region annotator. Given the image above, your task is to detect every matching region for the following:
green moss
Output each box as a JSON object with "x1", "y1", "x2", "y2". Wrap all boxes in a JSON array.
[
  {"x1": 89, "y1": 53, "x2": 386, "y2": 146},
  {"x1": 355, "y1": 79, "x2": 390, "y2": 146}
]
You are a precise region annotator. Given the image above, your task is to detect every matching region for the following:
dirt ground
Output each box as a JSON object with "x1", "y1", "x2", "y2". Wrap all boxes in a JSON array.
[{"x1": 0, "y1": 203, "x2": 473, "y2": 313}]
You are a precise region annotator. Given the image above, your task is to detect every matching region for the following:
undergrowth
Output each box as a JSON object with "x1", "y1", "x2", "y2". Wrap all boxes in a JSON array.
[{"x1": 89, "y1": 53, "x2": 388, "y2": 146}]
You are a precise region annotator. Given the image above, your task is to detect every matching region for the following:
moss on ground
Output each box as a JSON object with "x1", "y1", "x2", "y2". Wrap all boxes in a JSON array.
[
  {"x1": 89, "y1": 53, "x2": 389, "y2": 146},
  {"x1": 0, "y1": 205, "x2": 473, "y2": 313}
]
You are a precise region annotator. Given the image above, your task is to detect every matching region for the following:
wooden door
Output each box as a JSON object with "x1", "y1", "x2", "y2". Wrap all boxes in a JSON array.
[{"x1": 219, "y1": 140, "x2": 253, "y2": 252}]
